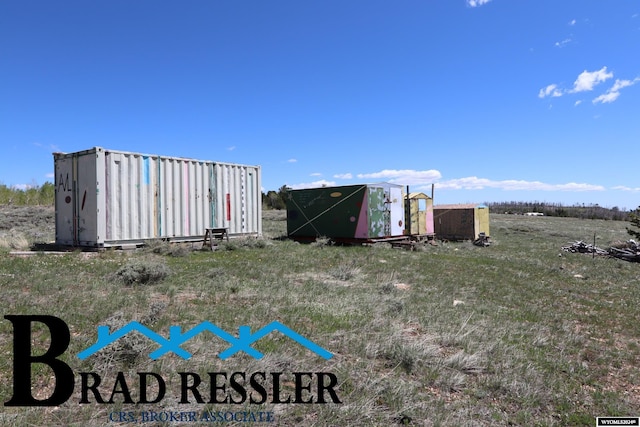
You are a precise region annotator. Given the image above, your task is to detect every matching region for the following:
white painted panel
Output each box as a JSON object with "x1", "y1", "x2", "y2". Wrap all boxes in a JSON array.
[{"x1": 389, "y1": 185, "x2": 405, "y2": 236}]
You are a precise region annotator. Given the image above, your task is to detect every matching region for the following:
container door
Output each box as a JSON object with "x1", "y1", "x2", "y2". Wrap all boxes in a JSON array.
[
  {"x1": 76, "y1": 152, "x2": 98, "y2": 245},
  {"x1": 368, "y1": 187, "x2": 387, "y2": 238},
  {"x1": 54, "y1": 152, "x2": 98, "y2": 246},
  {"x1": 54, "y1": 156, "x2": 75, "y2": 245},
  {"x1": 389, "y1": 186, "x2": 404, "y2": 236}
]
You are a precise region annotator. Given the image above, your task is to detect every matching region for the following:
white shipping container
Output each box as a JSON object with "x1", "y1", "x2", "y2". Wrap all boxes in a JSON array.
[{"x1": 54, "y1": 147, "x2": 262, "y2": 247}]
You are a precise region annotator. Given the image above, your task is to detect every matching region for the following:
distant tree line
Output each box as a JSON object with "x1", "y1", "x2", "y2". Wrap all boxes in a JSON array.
[
  {"x1": 627, "y1": 207, "x2": 640, "y2": 239},
  {"x1": 2, "y1": 181, "x2": 293, "y2": 209},
  {"x1": 3, "y1": 181, "x2": 632, "y2": 224},
  {"x1": 262, "y1": 185, "x2": 290, "y2": 210},
  {"x1": 261, "y1": 188, "x2": 632, "y2": 222},
  {"x1": 0, "y1": 182, "x2": 55, "y2": 206},
  {"x1": 486, "y1": 201, "x2": 630, "y2": 221}
]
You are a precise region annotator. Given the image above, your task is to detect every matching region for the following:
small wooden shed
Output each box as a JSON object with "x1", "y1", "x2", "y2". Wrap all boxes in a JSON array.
[
  {"x1": 433, "y1": 204, "x2": 490, "y2": 241},
  {"x1": 405, "y1": 192, "x2": 434, "y2": 237}
]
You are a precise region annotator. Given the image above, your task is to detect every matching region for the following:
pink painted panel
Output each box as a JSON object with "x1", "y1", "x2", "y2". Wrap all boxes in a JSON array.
[{"x1": 354, "y1": 190, "x2": 369, "y2": 239}]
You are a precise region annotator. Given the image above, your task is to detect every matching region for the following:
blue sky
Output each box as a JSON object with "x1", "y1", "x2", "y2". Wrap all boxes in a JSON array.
[{"x1": 1, "y1": 0, "x2": 639, "y2": 209}]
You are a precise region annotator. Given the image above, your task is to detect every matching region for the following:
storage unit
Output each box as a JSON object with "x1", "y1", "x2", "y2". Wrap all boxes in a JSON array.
[
  {"x1": 433, "y1": 204, "x2": 490, "y2": 240},
  {"x1": 286, "y1": 183, "x2": 405, "y2": 242},
  {"x1": 405, "y1": 192, "x2": 434, "y2": 237},
  {"x1": 54, "y1": 147, "x2": 261, "y2": 247}
]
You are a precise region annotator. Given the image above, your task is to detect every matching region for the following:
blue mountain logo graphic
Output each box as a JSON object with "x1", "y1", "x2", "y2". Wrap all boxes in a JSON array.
[{"x1": 77, "y1": 321, "x2": 333, "y2": 360}]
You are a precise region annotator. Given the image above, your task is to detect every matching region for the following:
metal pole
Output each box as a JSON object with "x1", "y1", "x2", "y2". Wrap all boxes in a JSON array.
[{"x1": 406, "y1": 185, "x2": 411, "y2": 235}]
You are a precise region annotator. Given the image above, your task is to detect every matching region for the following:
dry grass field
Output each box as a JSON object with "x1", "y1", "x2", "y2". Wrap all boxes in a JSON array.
[{"x1": 1, "y1": 206, "x2": 639, "y2": 426}]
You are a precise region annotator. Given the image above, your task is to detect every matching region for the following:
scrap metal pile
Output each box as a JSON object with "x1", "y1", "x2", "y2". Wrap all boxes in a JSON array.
[
  {"x1": 473, "y1": 232, "x2": 491, "y2": 247},
  {"x1": 561, "y1": 241, "x2": 609, "y2": 255},
  {"x1": 562, "y1": 240, "x2": 640, "y2": 262},
  {"x1": 608, "y1": 240, "x2": 640, "y2": 262}
]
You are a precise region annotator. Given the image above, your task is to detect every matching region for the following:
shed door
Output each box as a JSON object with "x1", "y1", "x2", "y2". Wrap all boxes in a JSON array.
[
  {"x1": 368, "y1": 187, "x2": 386, "y2": 238},
  {"x1": 417, "y1": 198, "x2": 427, "y2": 234},
  {"x1": 389, "y1": 186, "x2": 404, "y2": 236}
]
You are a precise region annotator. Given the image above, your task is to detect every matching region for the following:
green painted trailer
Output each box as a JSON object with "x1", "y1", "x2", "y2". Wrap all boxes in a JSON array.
[{"x1": 286, "y1": 183, "x2": 405, "y2": 242}]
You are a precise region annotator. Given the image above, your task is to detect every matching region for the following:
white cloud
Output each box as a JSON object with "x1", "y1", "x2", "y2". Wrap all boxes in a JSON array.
[
  {"x1": 11, "y1": 184, "x2": 35, "y2": 190},
  {"x1": 571, "y1": 66, "x2": 613, "y2": 93},
  {"x1": 356, "y1": 169, "x2": 442, "y2": 185},
  {"x1": 310, "y1": 172, "x2": 322, "y2": 177},
  {"x1": 574, "y1": 100, "x2": 582, "y2": 106},
  {"x1": 45, "y1": 173, "x2": 54, "y2": 178},
  {"x1": 554, "y1": 38, "x2": 572, "y2": 48},
  {"x1": 289, "y1": 179, "x2": 337, "y2": 189},
  {"x1": 32, "y1": 142, "x2": 61, "y2": 152},
  {"x1": 538, "y1": 84, "x2": 563, "y2": 98},
  {"x1": 540, "y1": 67, "x2": 633, "y2": 103},
  {"x1": 554, "y1": 182, "x2": 606, "y2": 191},
  {"x1": 610, "y1": 78, "x2": 638, "y2": 92},
  {"x1": 592, "y1": 91, "x2": 620, "y2": 104},
  {"x1": 287, "y1": 158, "x2": 297, "y2": 163},
  {"x1": 593, "y1": 77, "x2": 640, "y2": 104},
  {"x1": 227, "y1": 146, "x2": 236, "y2": 151},
  {"x1": 569, "y1": 19, "x2": 576, "y2": 26},
  {"x1": 437, "y1": 177, "x2": 493, "y2": 190},
  {"x1": 436, "y1": 176, "x2": 605, "y2": 192},
  {"x1": 351, "y1": 170, "x2": 602, "y2": 194},
  {"x1": 466, "y1": 0, "x2": 491, "y2": 7},
  {"x1": 334, "y1": 173, "x2": 353, "y2": 179},
  {"x1": 288, "y1": 170, "x2": 620, "y2": 200},
  {"x1": 612, "y1": 185, "x2": 640, "y2": 192}
]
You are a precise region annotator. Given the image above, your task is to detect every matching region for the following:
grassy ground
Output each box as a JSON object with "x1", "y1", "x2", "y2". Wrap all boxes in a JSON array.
[
  {"x1": 0, "y1": 205, "x2": 55, "y2": 250},
  {"x1": 1, "y1": 209, "x2": 639, "y2": 426}
]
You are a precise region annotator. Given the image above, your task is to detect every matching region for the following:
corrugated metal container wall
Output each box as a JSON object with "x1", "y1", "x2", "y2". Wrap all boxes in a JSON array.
[{"x1": 54, "y1": 147, "x2": 261, "y2": 247}]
